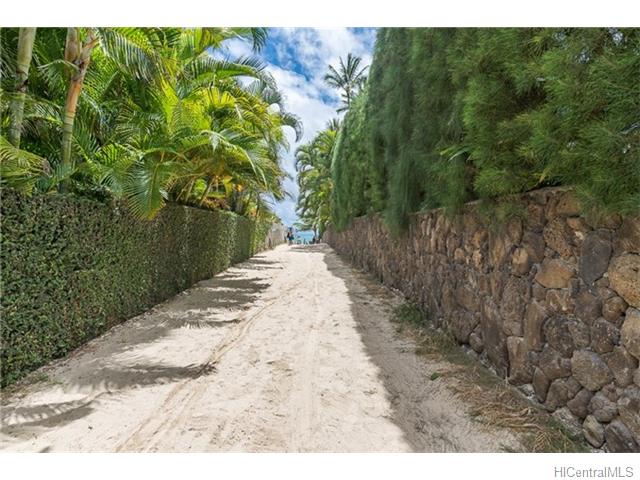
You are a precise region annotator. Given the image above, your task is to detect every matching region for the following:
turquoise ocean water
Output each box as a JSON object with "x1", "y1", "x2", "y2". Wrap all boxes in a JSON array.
[{"x1": 293, "y1": 230, "x2": 315, "y2": 243}]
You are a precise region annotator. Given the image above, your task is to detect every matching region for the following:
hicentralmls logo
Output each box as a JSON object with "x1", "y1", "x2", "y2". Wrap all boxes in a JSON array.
[{"x1": 554, "y1": 466, "x2": 635, "y2": 478}]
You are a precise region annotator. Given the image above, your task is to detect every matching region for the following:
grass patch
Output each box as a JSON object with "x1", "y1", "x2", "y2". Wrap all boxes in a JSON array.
[
  {"x1": 26, "y1": 372, "x2": 51, "y2": 384},
  {"x1": 393, "y1": 303, "x2": 425, "y2": 327},
  {"x1": 391, "y1": 302, "x2": 588, "y2": 453}
]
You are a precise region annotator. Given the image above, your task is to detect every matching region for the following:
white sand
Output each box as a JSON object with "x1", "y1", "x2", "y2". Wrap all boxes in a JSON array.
[{"x1": 0, "y1": 244, "x2": 521, "y2": 452}]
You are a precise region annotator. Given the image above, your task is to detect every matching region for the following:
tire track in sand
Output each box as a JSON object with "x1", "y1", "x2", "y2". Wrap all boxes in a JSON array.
[{"x1": 115, "y1": 284, "x2": 298, "y2": 452}]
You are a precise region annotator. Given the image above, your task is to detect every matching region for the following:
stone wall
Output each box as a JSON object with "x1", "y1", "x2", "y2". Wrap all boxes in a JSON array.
[
  {"x1": 325, "y1": 187, "x2": 640, "y2": 452},
  {"x1": 264, "y1": 222, "x2": 286, "y2": 250}
]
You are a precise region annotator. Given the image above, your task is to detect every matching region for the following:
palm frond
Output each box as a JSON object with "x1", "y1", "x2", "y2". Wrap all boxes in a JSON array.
[
  {"x1": 98, "y1": 28, "x2": 162, "y2": 81},
  {"x1": 0, "y1": 135, "x2": 49, "y2": 194},
  {"x1": 123, "y1": 157, "x2": 179, "y2": 219}
]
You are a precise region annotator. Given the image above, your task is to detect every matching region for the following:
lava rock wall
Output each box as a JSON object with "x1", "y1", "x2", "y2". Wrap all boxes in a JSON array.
[{"x1": 325, "y1": 187, "x2": 640, "y2": 452}]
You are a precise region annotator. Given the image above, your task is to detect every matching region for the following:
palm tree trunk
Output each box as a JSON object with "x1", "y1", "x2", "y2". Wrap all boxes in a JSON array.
[
  {"x1": 199, "y1": 178, "x2": 214, "y2": 206},
  {"x1": 61, "y1": 75, "x2": 83, "y2": 172},
  {"x1": 8, "y1": 28, "x2": 37, "y2": 148},
  {"x1": 60, "y1": 28, "x2": 98, "y2": 191}
]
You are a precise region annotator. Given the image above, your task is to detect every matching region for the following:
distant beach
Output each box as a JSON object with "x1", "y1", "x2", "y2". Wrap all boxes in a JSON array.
[{"x1": 293, "y1": 230, "x2": 315, "y2": 244}]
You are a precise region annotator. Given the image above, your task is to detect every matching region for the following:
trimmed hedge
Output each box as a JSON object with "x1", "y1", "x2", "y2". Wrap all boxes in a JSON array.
[{"x1": 0, "y1": 190, "x2": 273, "y2": 386}]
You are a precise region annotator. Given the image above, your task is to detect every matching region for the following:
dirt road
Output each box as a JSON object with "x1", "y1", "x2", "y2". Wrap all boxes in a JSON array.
[{"x1": 0, "y1": 244, "x2": 521, "y2": 452}]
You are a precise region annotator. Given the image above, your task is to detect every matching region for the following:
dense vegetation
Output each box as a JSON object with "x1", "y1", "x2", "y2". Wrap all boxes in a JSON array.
[
  {"x1": 323, "y1": 53, "x2": 368, "y2": 113},
  {"x1": 295, "y1": 121, "x2": 338, "y2": 235},
  {"x1": 305, "y1": 28, "x2": 640, "y2": 234},
  {"x1": 0, "y1": 28, "x2": 297, "y2": 385},
  {"x1": 295, "y1": 53, "x2": 367, "y2": 232},
  {"x1": 0, "y1": 189, "x2": 272, "y2": 386},
  {"x1": 1, "y1": 28, "x2": 301, "y2": 220}
]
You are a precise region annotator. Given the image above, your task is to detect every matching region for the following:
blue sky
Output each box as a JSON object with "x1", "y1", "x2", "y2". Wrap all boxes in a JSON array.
[{"x1": 220, "y1": 28, "x2": 377, "y2": 227}]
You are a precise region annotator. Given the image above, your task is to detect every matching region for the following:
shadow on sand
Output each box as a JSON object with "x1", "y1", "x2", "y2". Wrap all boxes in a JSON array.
[
  {"x1": 307, "y1": 243, "x2": 466, "y2": 452},
  {"x1": 0, "y1": 251, "x2": 282, "y2": 434}
]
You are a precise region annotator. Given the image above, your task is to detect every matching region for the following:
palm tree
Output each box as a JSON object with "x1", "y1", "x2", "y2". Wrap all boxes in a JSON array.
[
  {"x1": 324, "y1": 53, "x2": 368, "y2": 113},
  {"x1": 60, "y1": 28, "x2": 99, "y2": 188},
  {"x1": 111, "y1": 30, "x2": 299, "y2": 219},
  {"x1": 295, "y1": 121, "x2": 338, "y2": 234},
  {"x1": 8, "y1": 28, "x2": 37, "y2": 148},
  {"x1": 326, "y1": 117, "x2": 341, "y2": 131},
  {"x1": 0, "y1": 27, "x2": 300, "y2": 222}
]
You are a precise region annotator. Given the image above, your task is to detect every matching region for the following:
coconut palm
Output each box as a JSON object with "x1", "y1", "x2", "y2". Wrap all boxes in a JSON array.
[{"x1": 324, "y1": 53, "x2": 368, "y2": 113}]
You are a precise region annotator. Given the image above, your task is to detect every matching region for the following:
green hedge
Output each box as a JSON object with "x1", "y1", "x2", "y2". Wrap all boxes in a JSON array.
[
  {"x1": 332, "y1": 28, "x2": 640, "y2": 232},
  {"x1": 0, "y1": 190, "x2": 272, "y2": 386}
]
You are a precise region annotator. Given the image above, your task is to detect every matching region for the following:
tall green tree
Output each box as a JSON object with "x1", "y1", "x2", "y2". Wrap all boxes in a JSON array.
[
  {"x1": 295, "y1": 121, "x2": 338, "y2": 235},
  {"x1": 331, "y1": 86, "x2": 379, "y2": 229},
  {"x1": 324, "y1": 53, "x2": 368, "y2": 113},
  {"x1": 0, "y1": 27, "x2": 301, "y2": 222},
  {"x1": 329, "y1": 28, "x2": 640, "y2": 234}
]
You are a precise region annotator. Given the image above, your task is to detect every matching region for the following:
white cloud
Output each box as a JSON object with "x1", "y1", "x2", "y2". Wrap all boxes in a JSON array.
[
  {"x1": 274, "y1": 28, "x2": 375, "y2": 106},
  {"x1": 221, "y1": 28, "x2": 376, "y2": 227},
  {"x1": 222, "y1": 38, "x2": 254, "y2": 59}
]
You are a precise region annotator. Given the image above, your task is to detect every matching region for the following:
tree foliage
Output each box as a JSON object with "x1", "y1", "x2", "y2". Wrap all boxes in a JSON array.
[
  {"x1": 324, "y1": 53, "x2": 368, "y2": 113},
  {"x1": 296, "y1": 53, "x2": 369, "y2": 234},
  {"x1": 295, "y1": 121, "x2": 338, "y2": 235},
  {"x1": 331, "y1": 86, "x2": 381, "y2": 230},
  {"x1": 0, "y1": 27, "x2": 301, "y2": 220},
  {"x1": 330, "y1": 28, "x2": 640, "y2": 233}
]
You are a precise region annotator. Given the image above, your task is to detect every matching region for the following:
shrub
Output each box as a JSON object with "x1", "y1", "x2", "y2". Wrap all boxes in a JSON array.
[
  {"x1": 331, "y1": 28, "x2": 640, "y2": 232},
  {"x1": 0, "y1": 190, "x2": 272, "y2": 386},
  {"x1": 331, "y1": 86, "x2": 380, "y2": 230}
]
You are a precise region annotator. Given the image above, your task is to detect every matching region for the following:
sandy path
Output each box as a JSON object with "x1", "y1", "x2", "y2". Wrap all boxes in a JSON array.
[{"x1": 0, "y1": 244, "x2": 521, "y2": 452}]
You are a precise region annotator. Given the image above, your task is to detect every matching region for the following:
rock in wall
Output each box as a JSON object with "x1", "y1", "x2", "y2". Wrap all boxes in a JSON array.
[
  {"x1": 264, "y1": 223, "x2": 286, "y2": 250},
  {"x1": 325, "y1": 187, "x2": 640, "y2": 452}
]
